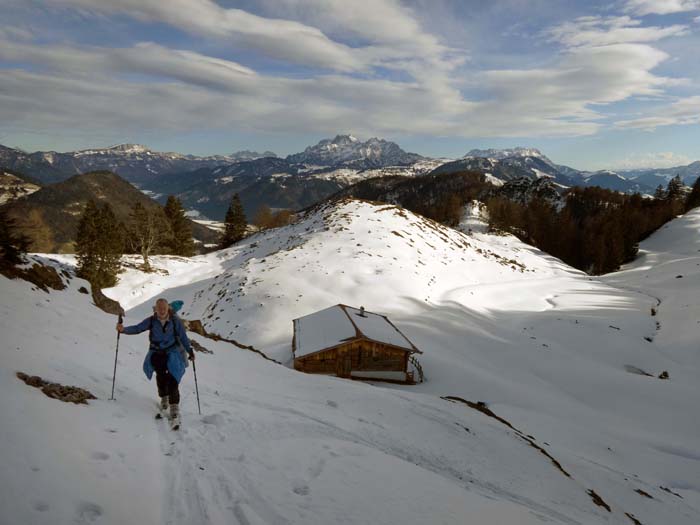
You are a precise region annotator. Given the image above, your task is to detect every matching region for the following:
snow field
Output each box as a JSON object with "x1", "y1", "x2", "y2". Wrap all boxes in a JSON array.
[{"x1": 2, "y1": 199, "x2": 699, "y2": 524}]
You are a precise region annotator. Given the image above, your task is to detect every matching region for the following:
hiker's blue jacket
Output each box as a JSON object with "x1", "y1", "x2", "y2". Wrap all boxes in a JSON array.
[{"x1": 122, "y1": 314, "x2": 192, "y2": 383}]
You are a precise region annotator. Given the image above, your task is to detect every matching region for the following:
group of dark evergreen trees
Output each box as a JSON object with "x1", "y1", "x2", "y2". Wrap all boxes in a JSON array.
[
  {"x1": 75, "y1": 196, "x2": 197, "y2": 287},
  {"x1": 74, "y1": 193, "x2": 257, "y2": 287},
  {"x1": 487, "y1": 175, "x2": 698, "y2": 274}
]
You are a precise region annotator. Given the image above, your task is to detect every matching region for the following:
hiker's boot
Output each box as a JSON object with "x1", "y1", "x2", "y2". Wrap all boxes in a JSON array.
[
  {"x1": 155, "y1": 396, "x2": 169, "y2": 419},
  {"x1": 170, "y1": 403, "x2": 181, "y2": 430}
]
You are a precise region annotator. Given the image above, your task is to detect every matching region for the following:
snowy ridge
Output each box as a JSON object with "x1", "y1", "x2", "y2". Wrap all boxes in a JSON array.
[
  {"x1": 465, "y1": 147, "x2": 552, "y2": 163},
  {"x1": 308, "y1": 159, "x2": 448, "y2": 185},
  {"x1": 130, "y1": 199, "x2": 535, "y2": 360},
  {"x1": 229, "y1": 150, "x2": 277, "y2": 161},
  {"x1": 583, "y1": 170, "x2": 626, "y2": 181}
]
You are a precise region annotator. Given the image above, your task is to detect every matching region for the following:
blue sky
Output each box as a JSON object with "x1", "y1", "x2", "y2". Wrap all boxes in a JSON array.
[{"x1": 0, "y1": 0, "x2": 698, "y2": 170}]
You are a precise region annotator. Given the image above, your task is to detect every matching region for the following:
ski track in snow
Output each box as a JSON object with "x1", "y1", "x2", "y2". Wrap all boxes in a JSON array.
[
  {"x1": 158, "y1": 404, "x2": 281, "y2": 525},
  {"x1": 157, "y1": 382, "x2": 584, "y2": 525}
]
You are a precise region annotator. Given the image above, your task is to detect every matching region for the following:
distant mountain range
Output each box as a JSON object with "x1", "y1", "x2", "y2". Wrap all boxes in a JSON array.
[
  {"x1": 136, "y1": 136, "x2": 435, "y2": 219},
  {"x1": 1, "y1": 138, "x2": 698, "y2": 221},
  {"x1": 0, "y1": 143, "x2": 235, "y2": 185},
  {"x1": 0, "y1": 135, "x2": 423, "y2": 186},
  {"x1": 433, "y1": 147, "x2": 698, "y2": 194},
  {"x1": 619, "y1": 162, "x2": 700, "y2": 188}
]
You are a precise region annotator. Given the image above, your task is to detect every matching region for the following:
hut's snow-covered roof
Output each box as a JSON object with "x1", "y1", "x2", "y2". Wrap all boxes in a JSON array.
[{"x1": 293, "y1": 304, "x2": 420, "y2": 358}]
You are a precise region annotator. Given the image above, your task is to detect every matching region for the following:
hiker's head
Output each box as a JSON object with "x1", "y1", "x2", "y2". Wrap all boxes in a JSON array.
[{"x1": 155, "y1": 298, "x2": 169, "y2": 319}]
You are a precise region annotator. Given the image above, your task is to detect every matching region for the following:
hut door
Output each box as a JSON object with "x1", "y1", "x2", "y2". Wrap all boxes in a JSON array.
[{"x1": 337, "y1": 348, "x2": 352, "y2": 378}]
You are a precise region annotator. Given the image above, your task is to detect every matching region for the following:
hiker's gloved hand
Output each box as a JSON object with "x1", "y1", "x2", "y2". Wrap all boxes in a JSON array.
[
  {"x1": 116, "y1": 323, "x2": 124, "y2": 333},
  {"x1": 188, "y1": 352, "x2": 195, "y2": 361}
]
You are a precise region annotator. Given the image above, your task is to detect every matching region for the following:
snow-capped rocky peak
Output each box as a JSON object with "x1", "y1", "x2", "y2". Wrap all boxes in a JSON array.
[
  {"x1": 287, "y1": 135, "x2": 424, "y2": 168},
  {"x1": 465, "y1": 147, "x2": 550, "y2": 163},
  {"x1": 73, "y1": 143, "x2": 154, "y2": 157},
  {"x1": 107, "y1": 143, "x2": 151, "y2": 154},
  {"x1": 322, "y1": 135, "x2": 361, "y2": 151},
  {"x1": 230, "y1": 150, "x2": 277, "y2": 161},
  {"x1": 584, "y1": 170, "x2": 626, "y2": 181}
]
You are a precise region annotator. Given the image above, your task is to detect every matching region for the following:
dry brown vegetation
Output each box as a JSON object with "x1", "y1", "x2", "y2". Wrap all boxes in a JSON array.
[{"x1": 16, "y1": 372, "x2": 97, "y2": 404}]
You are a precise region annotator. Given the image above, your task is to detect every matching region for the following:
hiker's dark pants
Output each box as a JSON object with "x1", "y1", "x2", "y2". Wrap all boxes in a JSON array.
[{"x1": 151, "y1": 351, "x2": 180, "y2": 405}]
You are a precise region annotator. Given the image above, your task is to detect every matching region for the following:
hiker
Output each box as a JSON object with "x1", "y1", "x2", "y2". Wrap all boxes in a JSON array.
[{"x1": 117, "y1": 298, "x2": 194, "y2": 428}]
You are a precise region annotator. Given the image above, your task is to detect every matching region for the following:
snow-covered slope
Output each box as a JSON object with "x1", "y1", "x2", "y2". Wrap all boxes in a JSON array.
[
  {"x1": 124, "y1": 199, "x2": 541, "y2": 361},
  {"x1": 2, "y1": 200, "x2": 700, "y2": 524},
  {"x1": 603, "y1": 210, "x2": 700, "y2": 368},
  {"x1": 0, "y1": 261, "x2": 602, "y2": 525}
]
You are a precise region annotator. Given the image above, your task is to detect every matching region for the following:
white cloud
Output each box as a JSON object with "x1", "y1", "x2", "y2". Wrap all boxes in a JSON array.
[
  {"x1": 624, "y1": 0, "x2": 700, "y2": 16},
  {"x1": 0, "y1": 26, "x2": 34, "y2": 41},
  {"x1": 47, "y1": 0, "x2": 467, "y2": 94},
  {"x1": 0, "y1": 38, "x2": 469, "y2": 138},
  {"x1": 49, "y1": 0, "x2": 366, "y2": 72},
  {"x1": 610, "y1": 151, "x2": 692, "y2": 169},
  {"x1": 463, "y1": 43, "x2": 675, "y2": 137},
  {"x1": 547, "y1": 15, "x2": 688, "y2": 47},
  {"x1": 615, "y1": 95, "x2": 700, "y2": 129},
  {"x1": 42, "y1": 0, "x2": 468, "y2": 135},
  {"x1": 0, "y1": 2, "x2": 692, "y2": 142},
  {"x1": 260, "y1": 0, "x2": 461, "y2": 72},
  {"x1": 0, "y1": 39, "x2": 259, "y2": 93},
  {"x1": 0, "y1": 35, "x2": 676, "y2": 140}
]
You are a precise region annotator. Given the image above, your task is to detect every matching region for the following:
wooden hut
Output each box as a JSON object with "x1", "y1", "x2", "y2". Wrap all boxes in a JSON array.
[{"x1": 292, "y1": 304, "x2": 424, "y2": 384}]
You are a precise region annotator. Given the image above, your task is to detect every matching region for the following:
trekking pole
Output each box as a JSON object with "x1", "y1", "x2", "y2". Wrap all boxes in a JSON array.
[
  {"x1": 110, "y1": 313, "x2": 123, "y2": 401},
  {"x1": 192, "y1": 357, "x2": 201, "y2": 415}
]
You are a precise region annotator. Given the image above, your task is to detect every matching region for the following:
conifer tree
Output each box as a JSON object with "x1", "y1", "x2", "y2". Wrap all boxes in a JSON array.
[
  {"x1": 653, "y1": 185, "x2": 667, "y2": 200},
  {"x1": 666, "y1": 175, "x2": 684, "y2": 201},
  {"x1": 0, "y1": 208, "x2": 29, "y2": 267},
  {"x1": 685, "y1": 177, "x2": 700, "y2": 212},
  {"x1": 95, "y1": 204, "x2": 123, "y2": 287},
  {"x1": 163, "y1": 195, "x2": 195, "y2": 256},
  {"x1": 220, "y1": 193, "x2": 247, "y2": 248},
  {"x1": 666, "y1": 175, "x2": 685, "y2": 215},
  {"x1": 76, "y1": 201, "x2": 123, "y2": 288},
  {"x1": 75, "y1": 200, "x2": 100, "y2": 283}
]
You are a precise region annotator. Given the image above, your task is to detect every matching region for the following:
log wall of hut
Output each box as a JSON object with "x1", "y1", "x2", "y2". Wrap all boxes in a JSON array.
[
  {"x1": 294, "y1": 348, "x2": 337, "y2": 374},
  {"x1": 349, "y1": 342, "x2": 406, "y2": 372},
  {"x1": 294, "y1": 340, "x2": 408, "y2": 378}
]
